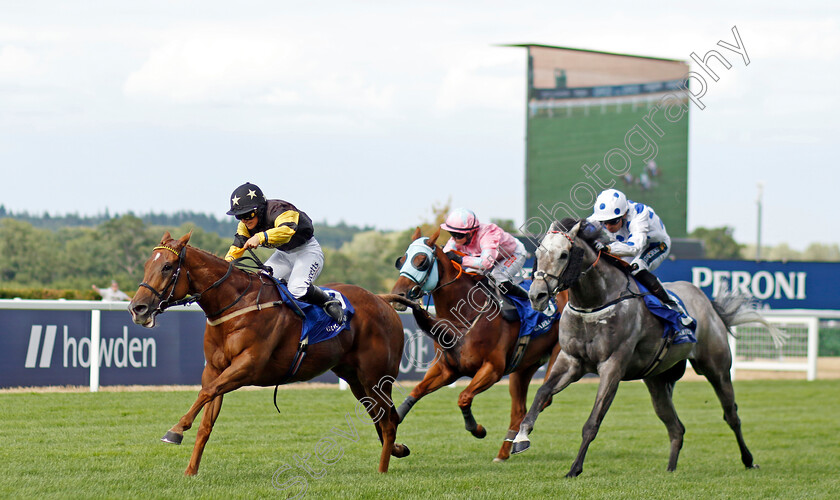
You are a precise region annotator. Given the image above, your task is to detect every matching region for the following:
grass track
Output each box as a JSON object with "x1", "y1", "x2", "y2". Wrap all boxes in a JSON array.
[{"x1": 1, "y1": 380, "x2": 838, "y2": 499}]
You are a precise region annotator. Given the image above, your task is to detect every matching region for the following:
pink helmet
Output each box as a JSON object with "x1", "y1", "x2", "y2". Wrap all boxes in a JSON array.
[{"x1": 440, "y1": 208, "x2": 480, "y2": 234}]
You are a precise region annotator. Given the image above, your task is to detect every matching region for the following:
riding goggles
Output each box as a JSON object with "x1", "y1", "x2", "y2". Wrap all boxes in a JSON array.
[{"x1": 236, "y1": 209, "x2": 258, "y2": 221}]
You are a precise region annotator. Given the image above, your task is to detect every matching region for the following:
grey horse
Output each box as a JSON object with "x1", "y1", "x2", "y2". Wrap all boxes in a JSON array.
[{"x1": 511, "y1": 219, "x2": 785, "y2": 477}]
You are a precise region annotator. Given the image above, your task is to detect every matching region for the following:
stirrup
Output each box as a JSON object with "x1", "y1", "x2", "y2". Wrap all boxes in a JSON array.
[
  {"x1": 542, "y1": 301, "x2": 557, "y2": 316},
  {"x1": 324, "y1": 300, "x2": 345, "y2": 324},
  {"x1": 664, "y1": 300, "x2": 692, "y2": 326}
]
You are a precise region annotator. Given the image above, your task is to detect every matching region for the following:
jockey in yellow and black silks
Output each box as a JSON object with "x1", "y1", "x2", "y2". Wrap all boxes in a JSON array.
[{"x1": 224, "y1": 182, "x2": 344, "y2": 324}]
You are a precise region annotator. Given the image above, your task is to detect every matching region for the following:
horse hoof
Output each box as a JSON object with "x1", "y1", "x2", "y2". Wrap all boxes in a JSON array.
[
  {"x1": 511, "y1": 439, "x2": 530, "y2": 455},
  {"x1": 493, "y1": 457, "x2": 507, "y2": 463},
  {"x1": 161, "y1": 431, "x2": 183, "y2": 445},
  {"x1": 393, "y1": 444, "x2": 410, "y2": 458},
  {"x1": 747, "y1": 463, "x2": 760, "y2": 469},
  {"x1": 471, "y1": 425, "x2": 487, "y2": 439}
]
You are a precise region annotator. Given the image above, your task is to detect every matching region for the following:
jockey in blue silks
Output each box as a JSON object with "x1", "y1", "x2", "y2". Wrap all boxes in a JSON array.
[{"x1": 587, "y1": 188, "x2": 691, "y2": 326}]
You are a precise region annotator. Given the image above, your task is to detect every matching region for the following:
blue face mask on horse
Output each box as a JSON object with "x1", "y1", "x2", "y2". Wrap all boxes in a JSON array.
[{"x1": 395, "y1": 237, "x2": 440, "y2": 295}]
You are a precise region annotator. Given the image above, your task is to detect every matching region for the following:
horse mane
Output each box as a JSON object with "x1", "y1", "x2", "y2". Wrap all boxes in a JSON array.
[
  {"x1": 185, "y1": 244, "x2": 262, "y2": 279},
  {"x1": 553, "y1": 217, "x2": 604, "y2": 249}
]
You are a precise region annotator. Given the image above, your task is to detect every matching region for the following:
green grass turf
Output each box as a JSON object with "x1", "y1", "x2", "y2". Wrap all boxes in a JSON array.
[{"x1": 1, "y1": 380, "x2": 837, "y2": 499}]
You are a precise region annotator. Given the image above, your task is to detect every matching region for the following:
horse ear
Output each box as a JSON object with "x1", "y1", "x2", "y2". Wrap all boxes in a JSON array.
[
  {"x1": 411, "y1": 227, "x2": 422, "y2": 241},
  {"x1": 569, "y1": 221, "x2": 582, "y2": 238},
  {"x1": 428, "y1": 227, "x2": 441, "y2": 247},
  {"x1": 160, "y1": 231, "x2": 172, "y2": 244},
  {"x1": 178, "y1": 231, "x2": 192, "y2": 247}
]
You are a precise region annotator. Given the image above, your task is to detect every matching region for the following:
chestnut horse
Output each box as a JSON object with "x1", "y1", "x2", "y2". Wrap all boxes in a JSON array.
[
  {"x1": 386, "y1": 227, "x2": 567, "y2": 462},
  {"x1": 129, "y1": 232, "x2": 409, "y2": 476}
]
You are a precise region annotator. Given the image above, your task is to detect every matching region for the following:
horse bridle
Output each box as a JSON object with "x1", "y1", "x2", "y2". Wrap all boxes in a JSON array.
[
  {"x1": 399, "y1": 248, "x2": 470, "y2": 302},
  {"x1": 139, "y1": 244, "x2": 188, "y2": 314},
  {"x1": 138, "y1": 244, "x2": 247, "y2": 317},
  {"x1": 533, "y1": 230, "x2": 591, "y2": 296}
]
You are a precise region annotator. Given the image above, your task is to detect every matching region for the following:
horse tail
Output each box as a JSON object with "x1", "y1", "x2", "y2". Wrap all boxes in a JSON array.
[
  {"x1": 710, "y1": 292, "x2": 788, "y2": 348},
  {"x1": 378, "y1": 294, "x2": 462, "y2": 351}
]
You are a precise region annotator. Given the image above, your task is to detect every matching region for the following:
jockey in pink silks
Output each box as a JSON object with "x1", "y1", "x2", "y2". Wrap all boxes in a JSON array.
[{"x1": 439, "y1": 207, "x2": 530, "y2": 300}]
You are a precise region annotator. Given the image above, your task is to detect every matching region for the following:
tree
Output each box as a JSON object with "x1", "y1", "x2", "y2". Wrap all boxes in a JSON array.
[
  {"x1": 100, "y1": 214, "x2": 158, "y2": 278},
  {"x1": 490, "y1": 218, "x2": 517, "y2": 234},
  {"x1": 689, "y1": 226, "x2": 743, "y2": 259},
  {"x1": 0, "y1": 219, "x2": 59, "y2": 285},
  {"x1": 317, "y1": 230, "x2": 407, "y2": 293},
  {"x1": 802, "y1": 243, "x2": 840, "y2": 262}
]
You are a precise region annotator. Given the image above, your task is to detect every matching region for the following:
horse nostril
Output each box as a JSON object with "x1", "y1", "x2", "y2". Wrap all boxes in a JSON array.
[{"x1": 132, "y1": 304, "x2": 148, "y2": 316}]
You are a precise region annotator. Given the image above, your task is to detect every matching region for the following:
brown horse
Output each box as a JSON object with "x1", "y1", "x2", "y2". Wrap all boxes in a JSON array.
[
  {"x1": 129, "y1": 232, "x2": 409, "y2": 476},
  {"x1": 386, "y1": 227, "x2": 568, "y2": 462}
]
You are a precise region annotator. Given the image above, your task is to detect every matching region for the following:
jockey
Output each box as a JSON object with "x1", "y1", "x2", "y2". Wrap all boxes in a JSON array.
[
  {"x1": 440, "y1": 207, "x2": 530, "y2": 301},
  {"x1": 587, "y1": 188, "x2": 691, "y2": 325},
  {"x1": 224, "y1": 182, "x2": 344, "y2": 324}
]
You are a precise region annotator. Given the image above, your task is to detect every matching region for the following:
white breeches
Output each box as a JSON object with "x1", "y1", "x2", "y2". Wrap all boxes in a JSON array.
[{"x1": 265, "y1": 237, "x2": 325, "y2": 298}]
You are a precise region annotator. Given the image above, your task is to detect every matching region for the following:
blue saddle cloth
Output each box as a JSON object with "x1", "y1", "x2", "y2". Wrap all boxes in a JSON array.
[
  {"x1": 504, "y1": 281, "x2": 562, "y2": 338},
  {"x1": 633, "y1": 279, "x2": 697, "y2": 345},
  {"x1": 274, "y1": 282, "x2": 355, "y2": 345}
]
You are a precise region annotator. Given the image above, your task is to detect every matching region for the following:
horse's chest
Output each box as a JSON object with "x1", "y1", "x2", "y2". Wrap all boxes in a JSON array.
[{"x1": 558, "y1": 318, "x2": 616, "y2": 361}]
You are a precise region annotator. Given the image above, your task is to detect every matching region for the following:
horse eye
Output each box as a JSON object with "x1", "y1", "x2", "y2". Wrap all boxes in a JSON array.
[
  {"x1": 162, "y1": 263, "x2": 172, "y2": 272},
  {"x1": 560, "y1": 251, "x2": 568, "y2": 260}
]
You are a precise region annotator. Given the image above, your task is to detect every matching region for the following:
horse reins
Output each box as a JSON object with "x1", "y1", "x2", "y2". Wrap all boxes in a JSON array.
[{"x1": 140, "y1": 245, "x2": 259, "y2": 319}]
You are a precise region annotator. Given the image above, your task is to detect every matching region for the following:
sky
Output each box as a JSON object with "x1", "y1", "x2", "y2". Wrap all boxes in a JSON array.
[{"x1": 0, "y1": 1, "x2": 838, "y2": 250}]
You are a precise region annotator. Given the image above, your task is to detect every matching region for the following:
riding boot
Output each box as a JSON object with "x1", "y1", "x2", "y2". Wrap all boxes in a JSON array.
[
  {"x1": 300, "y1": 284, "x2": 346, "y2": 324},
  {"x1": 634, "y1": 269, "x2": 692, "y2": 326},
  {"x1": 499, "y1": 281, "x2": 530, "y2": 300}
]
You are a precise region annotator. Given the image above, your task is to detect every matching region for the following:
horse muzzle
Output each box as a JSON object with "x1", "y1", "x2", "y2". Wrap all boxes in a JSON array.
[
  {"x1": 528, "y1": 281, "x2": 551, "y2": 312},
  {"x1": 129, "y1": 300, "x2": 159, "y2": 328},
  {"x1": 405, "y1": 285, "x2": 424, "y2": 301}
]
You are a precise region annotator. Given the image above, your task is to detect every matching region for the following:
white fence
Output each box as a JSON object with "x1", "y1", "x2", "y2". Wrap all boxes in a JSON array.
[{"x1": 729, "y1": 311, "x2": 823, "y2": 381}]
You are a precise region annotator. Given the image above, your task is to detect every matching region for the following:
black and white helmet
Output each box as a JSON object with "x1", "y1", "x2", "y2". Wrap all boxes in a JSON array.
[{"x1": 226, "y1": 182, "x2": 267, "y2": 216}]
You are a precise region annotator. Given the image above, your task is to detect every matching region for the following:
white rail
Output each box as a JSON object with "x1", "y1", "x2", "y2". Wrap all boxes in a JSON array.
[{"x1": 730, "y1": 313, "x2": 820, "y2": 381}]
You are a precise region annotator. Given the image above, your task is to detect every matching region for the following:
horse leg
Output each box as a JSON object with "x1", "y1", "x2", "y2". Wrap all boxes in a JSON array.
[
  {"x1": 164, "y1": 356, "x2": 255, "y2": 447},
  {"x1": 539, "y1": 342, "x2": 563, "y2": 412},
  {"x1": 692, "y1": 357, "x2": 756, "y2": 469},
  {"x1": 340, "y1": 372, "x2": 410, "y2": 463},
  {"x1": 457, "y1": 361, "x2": 504, "y2": 439},
  {"x1": 495, "y1": 364, "x2": 541, "y2": 462},
  {"x1": 184, "y1": 395, "x2": 224, "y2": 476},
  {"x1": 356, "y1": 373, "x2": 406, "y2": 473},
  {"x1": 566, "y1": 360, "x2": 623, "y2": 478},
  {"x1": 643, "y1": 361, "x2": 687, "y2": 472},
  {"x1": 512, "y1": 351, "x2": 583, "y2": 455},
  {"x1": 397, "y1": 360, "x2": 457, "y2": 422}
]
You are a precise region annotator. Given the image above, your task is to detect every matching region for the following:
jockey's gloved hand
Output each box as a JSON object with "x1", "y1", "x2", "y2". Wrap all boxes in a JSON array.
[
  {"x1": 579, "y1": 221, "x2": 600, "y2": 241},
  {"x1": 594, "y1": 241, "x2": 609, "y2": 253},
  {"x1": 445, "y1": 251, "x2": 463, "y2": 264}
]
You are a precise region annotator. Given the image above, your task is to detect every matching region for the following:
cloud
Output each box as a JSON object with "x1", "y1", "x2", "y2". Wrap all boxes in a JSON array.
[
  {"x1": 434, "y1": 48, "x2": 523, "y2": 113},
  {"x1": 0, "y1": 45, "x2": 40, "y2": 79},
  {"x1": 123, "y1": 31, "x2": 297, "y2": 104},
  {"x1": 123, "y1": 26, "x2": 397, "y2": 113}
]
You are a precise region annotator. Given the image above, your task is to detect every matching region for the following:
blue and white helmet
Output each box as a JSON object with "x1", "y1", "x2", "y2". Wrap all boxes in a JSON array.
[{"x1": 591, "y1": 189, "x2": 629, "y2": 221}]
